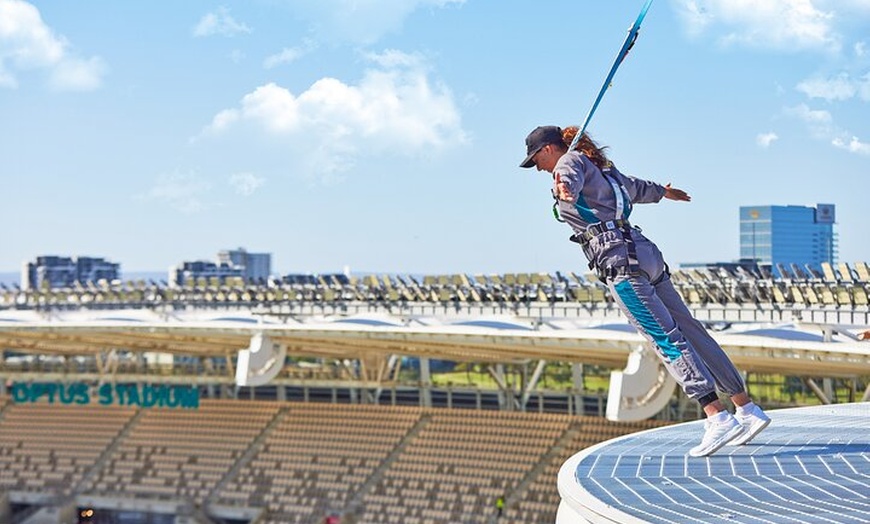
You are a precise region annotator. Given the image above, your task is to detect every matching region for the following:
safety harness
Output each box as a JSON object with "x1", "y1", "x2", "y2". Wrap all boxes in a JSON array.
[{"x1": 560, "y1": 166, "x2": 642, "y2": 282}]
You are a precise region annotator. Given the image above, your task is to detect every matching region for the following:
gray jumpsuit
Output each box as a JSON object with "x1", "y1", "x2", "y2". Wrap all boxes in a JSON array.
[{"x1": 554, "y1": 150, "x2": 745, "y2": 406}]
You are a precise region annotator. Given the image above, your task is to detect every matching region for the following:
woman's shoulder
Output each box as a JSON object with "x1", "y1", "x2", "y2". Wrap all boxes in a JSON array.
[
  {"x1": 559, "y1": 149, "x2": 590, "y2": 165},
  {"x1": 557, "y1": 150, "x2": 598, "y2": 172}
]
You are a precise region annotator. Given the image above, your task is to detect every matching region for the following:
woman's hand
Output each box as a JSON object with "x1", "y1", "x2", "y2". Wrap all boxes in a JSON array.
[
  {"x1": 554, "y1": 174, "x2": 575, "y2": 203},
  {"x1": 664, "y1": 184, "x2": 691, "y2": 202}
]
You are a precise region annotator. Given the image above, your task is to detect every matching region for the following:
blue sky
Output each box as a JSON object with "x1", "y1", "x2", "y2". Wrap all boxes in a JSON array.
[{"x1": 1, "y1": 0, "x2": 869, "y2": 276}]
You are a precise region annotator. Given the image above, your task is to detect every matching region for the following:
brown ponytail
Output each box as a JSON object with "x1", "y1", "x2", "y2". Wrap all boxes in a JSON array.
[{"x1": 562, "y1": 126, "x2": 610, "y2": 170}]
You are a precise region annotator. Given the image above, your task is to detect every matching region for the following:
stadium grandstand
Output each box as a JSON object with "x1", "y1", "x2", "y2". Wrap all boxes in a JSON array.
[{"x1": 0, "y1": 262, "x2": 868, "y2": 523}]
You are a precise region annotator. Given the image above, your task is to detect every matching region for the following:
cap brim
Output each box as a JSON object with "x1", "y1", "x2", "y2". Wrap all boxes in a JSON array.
[{"x1": 519, "y1": 146, "x2": 542, "y2": 168}]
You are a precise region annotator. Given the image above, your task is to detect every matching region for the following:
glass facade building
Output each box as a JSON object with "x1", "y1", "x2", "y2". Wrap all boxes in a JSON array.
[
  {"x1": 22, "y1": 256, "x2": 120, "y2": 290},
  {"x1": 170, "y1": 247, "x2": 272, "y2": 287},
  {"x1": 217, "y1": 248, "x2": 271, "y2": 283},
  {"x1": 740, "y1": 204, "x2": 837, "y2": 275},
  {"x1": 169, "y1": 260, "x2": 244, "y2": 287}
]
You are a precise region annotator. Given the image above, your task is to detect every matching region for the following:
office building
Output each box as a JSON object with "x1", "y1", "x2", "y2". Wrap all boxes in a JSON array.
[
  {"x1": 170, "y1": 247, "x2": 271, "y2": 287},
  {"x1": 169, "y1": 260, "x2": 243, "y2": 287},
  {"x1": 22, "y1": 256, "x2": 120, "y2": 290},
  {"x1": 740, "y1": 204, "x2": 837, "y2": 276},
  {"x1": 217, "y1": 248, "x2": 271, "y2": 283}
]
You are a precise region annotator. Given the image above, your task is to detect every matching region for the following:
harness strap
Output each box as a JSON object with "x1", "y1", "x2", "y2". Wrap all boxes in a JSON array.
[
  {"x1": 603, "y1": 168, "x2": 627, "y2": 219},
  {"x1": 570, "y1": 218, "x2": 631, "y2": 244},
  {"x1": 619, "y1": 221, "x2": 642, "y2": 276},
  {"x1": 599, "y1": 166, "x2": 640, "y2": 279},
  {"x1": 569, "y1": 219, "x2": 642, "y2": 282},
  {"x1": 562, "y1": 157, "x2": 642, "y2": 282}
]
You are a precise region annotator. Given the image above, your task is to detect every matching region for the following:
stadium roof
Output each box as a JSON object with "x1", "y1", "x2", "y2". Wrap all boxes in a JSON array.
[{"x1": 1, "y1": 309, "x2": 869, "y2": 377}]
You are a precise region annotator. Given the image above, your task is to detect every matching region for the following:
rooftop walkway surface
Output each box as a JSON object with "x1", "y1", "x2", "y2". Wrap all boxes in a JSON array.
[{"x1": 557, "y1": 403, "x2": 870, "y2": 524}]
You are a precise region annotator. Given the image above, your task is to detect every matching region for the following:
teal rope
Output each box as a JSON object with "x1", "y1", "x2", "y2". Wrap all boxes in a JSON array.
[{"x1": 569, "y1": 0, "x2": 654, "y2": 151}]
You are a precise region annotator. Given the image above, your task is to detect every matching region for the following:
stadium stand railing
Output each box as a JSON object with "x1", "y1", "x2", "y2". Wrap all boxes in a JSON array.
[{"x1": 3, "y1": 263, "x2": 869, "y2": 314}]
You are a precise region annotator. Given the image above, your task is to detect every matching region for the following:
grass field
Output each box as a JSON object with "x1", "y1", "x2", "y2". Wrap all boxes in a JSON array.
[{"x1": 421, "y1": 362, "x2": 867, "y2": 408}]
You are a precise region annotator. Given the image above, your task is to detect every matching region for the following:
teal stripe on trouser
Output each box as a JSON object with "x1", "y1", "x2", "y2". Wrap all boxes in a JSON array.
[
  {"x1": 653, "y1": 277, "x2": 746, "y2": 396},
  {"x1": 610, "y1": 273, "x2": 719, "y2": 401},
  {"x1": 588, "y1": 229, "x2": 726, "y2": 402},
  {"x1": 614, "y1": 280, "x2": 682, "y2": 362}
]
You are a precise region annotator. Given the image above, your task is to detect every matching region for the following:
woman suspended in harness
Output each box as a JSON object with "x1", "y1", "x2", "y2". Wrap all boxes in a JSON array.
[{"x1": 520, "y1": 125, "x2": 770, "y2": 457}]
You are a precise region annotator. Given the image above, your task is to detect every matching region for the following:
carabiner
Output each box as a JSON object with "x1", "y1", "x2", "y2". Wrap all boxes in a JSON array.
[{"x1": 552, "y1": 201, "x2": 565, "y2": 222}]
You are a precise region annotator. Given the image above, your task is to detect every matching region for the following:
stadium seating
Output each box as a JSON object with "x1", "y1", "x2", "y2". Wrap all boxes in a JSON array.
[
  {"x1": 498, "y1": 416, "x2": 671, "y2": 524},
  {"x1": 355, "y1": 409, "x2": 572, "y2": 524},
  {"x1": 0, "y1": 402, "x2": 136, "y2": 496},
  {"x1": 213, "y1": 403, "x2": 421, "y2": 524},
  {"x1": 84, "y1": 400, "x2": 279, "y2": 505},
  {"x1": 2, "y1": 262, "x2": 869, "y2": 312},
  {"x1": 0, "y1": 397, "x2": 669, "y2": 523}
]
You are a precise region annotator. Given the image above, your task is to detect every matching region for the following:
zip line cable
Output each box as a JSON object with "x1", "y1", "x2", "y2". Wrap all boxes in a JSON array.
[
  {"x1": 553, "y1": 0, "x2": 655, "y2": 223},
  {"x1": 568, "y1": 0, "x2": 655, "y2": 152}
]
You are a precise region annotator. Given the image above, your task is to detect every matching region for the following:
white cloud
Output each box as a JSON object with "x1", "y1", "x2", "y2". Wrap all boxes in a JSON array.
[
  {"x1": 674, "y1": 0, "x2": 715, "y2": 37},
  {"x1": 365, "y1": 48, "x2": 425, "y2": 69},
  {"x1": 832, "y1": 136, "x2": 870, "y2": 154},
  {"x1": 786, "y1": 102, "x2": 832, "y2": 124},
  {"x1": 0, "y1": 0, "x2": 63, "y2": 65},
  {"x1": 796, "y1": 73, "x2": 857, "y2": 101},
  {"x1": 786, "y1": 103, "x2": 833, "y2": 138},
  {"x1": 263, "y1": 40, "x2": 316, "y2": 69},
  {"x1": 0, "y1": 0, "x2": 105, "y2": 90},
  {"x1": 786, "y1": 103, "x2": 869, "y2": 156},
  {"x1": 264, "y1": 48, "x2": 305, "y2": 69},
  {"x1": 756, "y1": 132, "x2": 779, "y2": 148},
  {"x1": 198, "y1": 50, "x2": 467, "y2": 177},
  {"x1": 229, "y1": 172, "x2": 265, "y2": 196},
  {"x1": 48, "y1": 56, "x2": 106, "y2": 91},
  {"x1": 193, "y1": 7, "x2": 251, "y2": 38},
  {"x1": 200, "y1": 109, "x2": 240, "y2": 136},
  {"x1": 143, "y1": 171, "x2": 212, "y2": 214},
  {"x1": 231, "y1": 83, "x2": 299, "y2": 133},
  {"x1": 673, "y1": 0, "x2": 839, "y2": 51},
  {"x1": 286, "y1": 0, "x2": 465, "y2": 45}
]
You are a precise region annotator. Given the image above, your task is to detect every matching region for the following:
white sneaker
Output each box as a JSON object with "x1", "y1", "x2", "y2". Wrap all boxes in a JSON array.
[
  {"x1": 689, "y1": 412, "x2": 745, "y2": 457},
  {"x1": 726, "y1": 403, "x2": 771, "y2": 446}
]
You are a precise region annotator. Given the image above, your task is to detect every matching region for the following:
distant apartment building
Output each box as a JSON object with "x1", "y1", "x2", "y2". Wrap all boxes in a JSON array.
[
  {"x1": 740, "y1": 204, "x2": 837, "y2": 276},
  {"x1": 217, "y1": 248, "x2": 271, "y2": 283},
  {"x1": 170, "y1": 248, "x2": 271, "y2": 287},
  {"x1": 169, "y1": 261, "x2": 243, "y2": 287},
  {"x1": 22, "y1": 256, "x2": 120, "y2": 290}
]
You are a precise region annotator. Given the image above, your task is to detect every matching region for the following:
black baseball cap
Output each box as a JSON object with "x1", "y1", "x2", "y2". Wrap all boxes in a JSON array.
[{"x1": 520, "y1": 125, "x2": 562, "y2": 168}]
